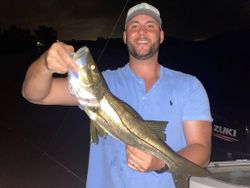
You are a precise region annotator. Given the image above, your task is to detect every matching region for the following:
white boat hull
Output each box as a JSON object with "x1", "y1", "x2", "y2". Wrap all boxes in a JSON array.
[{"x1": 190, "y1": 160, "x2": 250, "y2": 188}]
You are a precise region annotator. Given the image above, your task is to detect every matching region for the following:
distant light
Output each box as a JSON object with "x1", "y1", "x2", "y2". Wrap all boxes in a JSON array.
[{"x1": 36, "y1": 41, "x2": 45, "y2": 47}]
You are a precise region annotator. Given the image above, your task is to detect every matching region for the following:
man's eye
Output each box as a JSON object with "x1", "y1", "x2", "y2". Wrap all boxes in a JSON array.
[
  {"x1": 131, "y1": 25, "x2": 138, "y2": 29},
  {"x1": 146, "y1": 24, "x2": 154, "y2": 29}
]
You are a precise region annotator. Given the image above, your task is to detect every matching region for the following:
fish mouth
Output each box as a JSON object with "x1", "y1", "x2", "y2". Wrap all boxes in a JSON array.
[{"x1": 73, "y1": 47, "x2": 89, "y2": 67}]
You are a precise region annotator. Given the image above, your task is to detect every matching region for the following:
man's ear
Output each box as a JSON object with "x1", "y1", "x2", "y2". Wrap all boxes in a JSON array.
[
  {"x1": 160, "y1": 30, "x2": 164, "y2": 44},
  {"x1": 123, "y1": 31, "x2": 127, "y2": 44}
]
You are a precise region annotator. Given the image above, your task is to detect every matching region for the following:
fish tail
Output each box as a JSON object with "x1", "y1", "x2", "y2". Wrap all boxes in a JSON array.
[
  {"x1": 166, "y1": 158, "x2": 210, "y2": 188},
  {"x1": 171, "y1": 171, "x2": 190, "y2": 188}
]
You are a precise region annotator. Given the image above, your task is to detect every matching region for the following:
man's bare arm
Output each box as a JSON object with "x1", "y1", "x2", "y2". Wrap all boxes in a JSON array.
[
  {"x1": 178, "y1": 120, "x2": 212, "y2": 167},
  {"x1": 22, "y1": 42, "x2": 78, "y2": 105}
]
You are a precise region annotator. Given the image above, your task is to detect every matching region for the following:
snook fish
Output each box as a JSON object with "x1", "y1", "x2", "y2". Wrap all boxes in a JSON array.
[{"x1": 67, "y1": 46, "x2": 210, "y2": 188}]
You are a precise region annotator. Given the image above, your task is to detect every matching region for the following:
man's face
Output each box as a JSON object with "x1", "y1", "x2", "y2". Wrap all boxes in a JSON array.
[{"x1": 124, "y1": 15, "x2": 164, "y2": 60}]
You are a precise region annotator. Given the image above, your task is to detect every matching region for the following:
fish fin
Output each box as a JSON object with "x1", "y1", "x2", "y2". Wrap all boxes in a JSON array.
[
  {"x1": 171, "y1": 168, "x2": 208, "y2": 188},
  {"x1": 94, "y1": 122, "x2": 107, "y2": 139},
  {"x1": 90, "y1": 121, "x2": 99, "y2": 144},
  {"x1": 118, "y1": 99, "x2": 167, "y2": 141},
  {"x1": 169, "y1": 157, "x2": 210, "y2": 188},
  {"x1": 171, "y1": 171, "x2": 191, "y2": 188},
  {"x1": 145, "y1": 121, "x2": 168, "y2": 141},
  {"x1": 90, "y1": 120, "x2": 107, "y2": 144}
]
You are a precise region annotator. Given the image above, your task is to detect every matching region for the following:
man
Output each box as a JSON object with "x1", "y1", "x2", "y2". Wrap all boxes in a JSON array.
[{"x1": 22, "y1": 2, "x2": 212, "y2": 188}]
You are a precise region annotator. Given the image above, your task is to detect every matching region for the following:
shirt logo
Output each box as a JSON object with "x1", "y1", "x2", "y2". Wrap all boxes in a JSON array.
[{"x1": 169, "y1": 100, "x2": 173, "y2": 106}]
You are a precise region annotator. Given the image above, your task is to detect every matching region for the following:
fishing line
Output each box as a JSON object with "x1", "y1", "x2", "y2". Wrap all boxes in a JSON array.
[
  {"x1": 0, "y1": 117, "x2": 85, "y2": 183},
  {"x1": 19, "y1": 130, "x2": 85, "y2": 183},
  {"x1": 47, "y1": 106, "x2": 73, "y2": 148},
  {"x1": 33, "y1": 1, "x2": 130, "y2": 183},
  {"x1": 97, "y1": 0, "x2": 130, "y2": 63}
]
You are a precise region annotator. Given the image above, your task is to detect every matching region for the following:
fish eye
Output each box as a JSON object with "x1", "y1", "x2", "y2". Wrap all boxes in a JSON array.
[{"x1": 90, "y1": 65, "x2": 96, "y2": 70}]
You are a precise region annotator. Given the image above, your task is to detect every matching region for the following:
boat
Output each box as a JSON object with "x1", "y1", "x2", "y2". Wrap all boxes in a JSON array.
[
  {"x1": 191, "y1": 113, "x2": 250, "y2": 187},
  {"x1": 190, "y1": 160, "x2": 250, "y2": 187}
]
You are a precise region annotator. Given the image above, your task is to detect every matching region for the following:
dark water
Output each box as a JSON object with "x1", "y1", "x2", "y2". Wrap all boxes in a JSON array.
[
  {"x1": 0, "y1": 39, "x2": 249, "y2": 187},
  {"x1": 0, "y1": 50, "x2": 90, "y2": 187}
]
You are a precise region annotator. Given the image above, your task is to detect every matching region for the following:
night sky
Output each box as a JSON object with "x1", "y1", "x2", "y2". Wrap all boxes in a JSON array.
[{"x1": 1, "y1": 0, "x2": 250, "y2": 40}]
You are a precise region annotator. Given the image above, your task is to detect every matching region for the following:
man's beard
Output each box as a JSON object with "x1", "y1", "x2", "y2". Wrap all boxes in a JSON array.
[{"x1": 127, "y1": 39, "x2": 160, "y2": 60}]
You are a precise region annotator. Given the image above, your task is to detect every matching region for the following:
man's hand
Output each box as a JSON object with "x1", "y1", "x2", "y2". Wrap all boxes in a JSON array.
[
  {"x1": 22, "y1": 41, "x2": 78, "y2": 105},
  {"x1": 44, "y1": 41, "x2": 77, "y2": 74},
  {"x1": 126, "y1": 145, "x2": 165, "y2": 172}
]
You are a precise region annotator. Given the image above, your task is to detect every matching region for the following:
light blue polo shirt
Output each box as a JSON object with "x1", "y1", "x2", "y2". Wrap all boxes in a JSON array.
[{"x1": 86, "y1": 63, "x2": 212, "y2": 188}]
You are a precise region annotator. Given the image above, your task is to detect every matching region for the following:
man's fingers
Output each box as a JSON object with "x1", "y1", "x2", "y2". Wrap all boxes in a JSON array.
[
  {"x1": 127, "y1": 158, "x2": 145, "y2": 172},
  {"x1": 126, "y1": 145, "x2": 146, "y2": 172},
  {"x1": 126, "y1": 145, "x2": 145, "y2": 162},
  {"x1": 45, "y1": 42, "x2": 78, "y2": 73},
  {"x1": 56, "y1": 43, "x2": 77, "y2": 71}
]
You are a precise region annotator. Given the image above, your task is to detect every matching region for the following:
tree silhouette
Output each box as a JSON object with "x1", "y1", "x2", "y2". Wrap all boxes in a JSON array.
[
  {"x1": 33, "y1": 25, "x2": 57, "y2": 47},
  {"x1": 0, "y1": 25, "x2": 35, "y2": 51}
]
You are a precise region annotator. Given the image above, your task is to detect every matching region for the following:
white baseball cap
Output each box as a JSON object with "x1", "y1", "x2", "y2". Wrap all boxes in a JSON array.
[{"x1": 125, "y1": 2, "x2": 162, "y2": 28}]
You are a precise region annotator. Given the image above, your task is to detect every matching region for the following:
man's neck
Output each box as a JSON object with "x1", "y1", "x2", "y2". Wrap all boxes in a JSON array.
[{"x1": 129, "y1": 55, "x2": 160, "y2": 91}]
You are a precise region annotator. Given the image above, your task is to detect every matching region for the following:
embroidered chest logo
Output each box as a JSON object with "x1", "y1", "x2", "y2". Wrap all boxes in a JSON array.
[{"x1": 169, "y1": 100, "x2": 173, "y2": 106}]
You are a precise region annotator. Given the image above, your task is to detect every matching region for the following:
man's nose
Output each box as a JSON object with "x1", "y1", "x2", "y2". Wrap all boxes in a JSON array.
[{"x1": 138, "y1": 26, "x2": 147, "y2": 35}]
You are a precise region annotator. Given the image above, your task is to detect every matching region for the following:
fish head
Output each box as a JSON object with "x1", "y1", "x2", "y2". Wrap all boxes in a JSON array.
[{"x1": 68, "y1": 46, "x2": 106, "y2": 107}]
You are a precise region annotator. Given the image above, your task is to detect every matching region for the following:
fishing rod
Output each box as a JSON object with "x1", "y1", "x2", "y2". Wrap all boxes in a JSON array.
[{"x1": 97, "y1": 0, "x2": 130, "y2": 63}]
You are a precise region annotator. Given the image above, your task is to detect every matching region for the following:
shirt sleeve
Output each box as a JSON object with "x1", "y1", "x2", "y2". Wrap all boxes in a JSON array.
[{"x1": 182, "y1": 77, "x2": 213, "y2": 122}]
